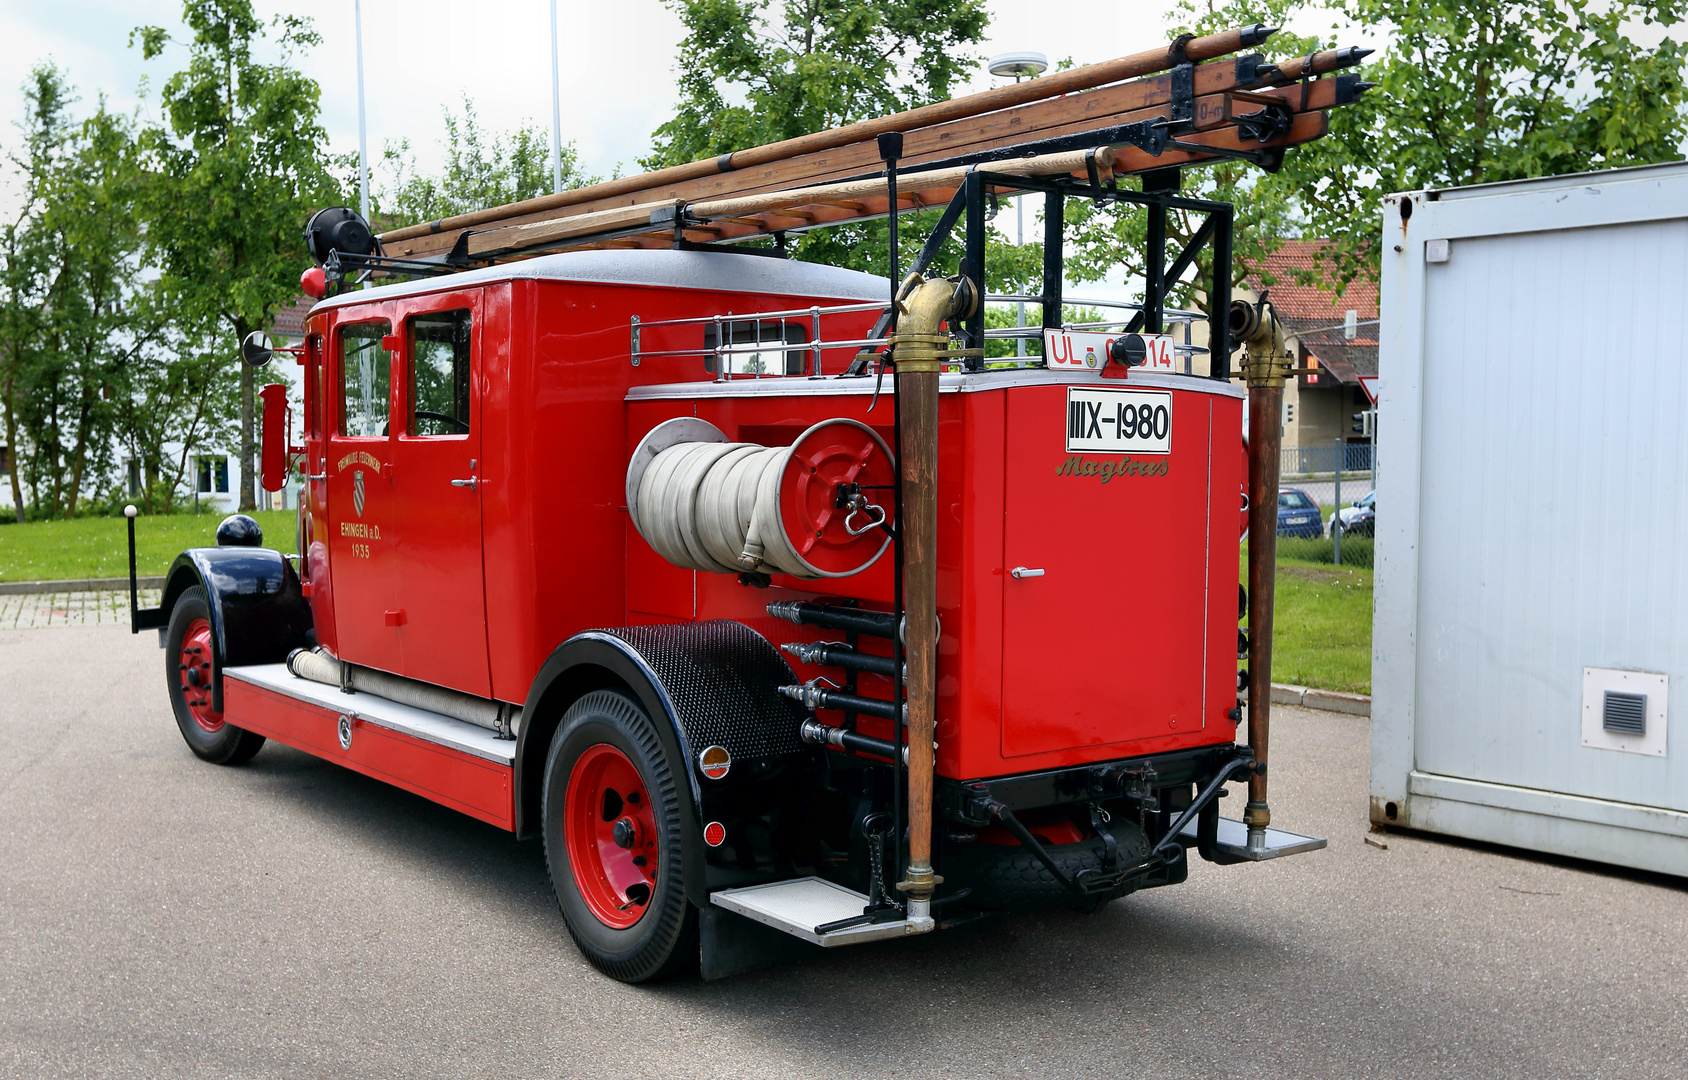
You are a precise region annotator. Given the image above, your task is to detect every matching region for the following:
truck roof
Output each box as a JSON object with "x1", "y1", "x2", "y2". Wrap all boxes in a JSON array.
[{"x1": 308, "y1": 248, "x2": 891, "y2": 315}]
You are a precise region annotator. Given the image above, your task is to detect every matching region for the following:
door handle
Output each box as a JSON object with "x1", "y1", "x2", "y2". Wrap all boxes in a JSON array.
[
  {"x1": 449, "y1": 476, "x2": 478, "y2": 491},
  {"x1": 1010, "y1": 566, "x2": 1045, "y2": 578},
  {"x1": 306, "y1": 472, "x2": 326, "y2": 481}
]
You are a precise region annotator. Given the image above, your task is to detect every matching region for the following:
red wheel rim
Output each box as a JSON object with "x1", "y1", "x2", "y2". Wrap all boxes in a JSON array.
[
  {"x1": 177, "y1": 617, "x2": 224, "y2": 732},
  {"x1": 564, "y1": 744, "x2": 660, "y2": 929}
]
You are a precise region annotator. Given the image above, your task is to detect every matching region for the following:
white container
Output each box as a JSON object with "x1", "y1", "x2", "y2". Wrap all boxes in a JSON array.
[{"x1": 1371, "y1": 162, "x2": 1688, "y2": 875}]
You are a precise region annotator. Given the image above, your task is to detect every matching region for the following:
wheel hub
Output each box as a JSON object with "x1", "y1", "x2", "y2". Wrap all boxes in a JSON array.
[
  {"x1": 564, "y1": 744, "x2": 660, "y2": 929},
  {"x1": 176, "y1": 618, "x2": 224, "y2": 733}
]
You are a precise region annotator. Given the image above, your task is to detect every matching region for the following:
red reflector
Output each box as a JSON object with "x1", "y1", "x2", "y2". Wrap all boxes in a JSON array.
[
  {"x1": 383, "y1": 609, "x2": 406, "y2": 627},
  {"x1": 703, "y1": 821, "x2": 726, "y2": 847}
]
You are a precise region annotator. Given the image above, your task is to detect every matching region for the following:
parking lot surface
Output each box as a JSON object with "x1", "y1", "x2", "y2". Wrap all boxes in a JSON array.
[{"x1": 3, "y1": 625, "x2": 1684, "y2": 1079}]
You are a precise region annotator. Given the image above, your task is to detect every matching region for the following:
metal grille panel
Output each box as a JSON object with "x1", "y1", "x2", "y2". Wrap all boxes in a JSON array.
[
  {"x1": 599, "y1": 621, "x2": 808, "y2": 765},
  {"x1": 1603, "y1": 691, "x2": 1647, "y2": 736}
]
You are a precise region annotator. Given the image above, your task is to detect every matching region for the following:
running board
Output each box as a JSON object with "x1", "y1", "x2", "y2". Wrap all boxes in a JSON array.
[
  {"x1": 224, "y1": 663, "x2": 516, "y2": 766},
  {"x1": 1178, "y1": 815, "x2": 1327, "y2": 859},
  {"x1": 711, "y1": 877, "x2": 920, "y2": 947}
]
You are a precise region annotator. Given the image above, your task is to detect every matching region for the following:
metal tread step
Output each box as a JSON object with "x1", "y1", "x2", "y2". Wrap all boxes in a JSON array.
[
  {"x1": 224, "y1": 664, "x2": 516, "y2": 765},
  {"x1": 1177, "y1": 815, "x2": 1326, "y2": 859},
  {"x1": 711, "y1": 877, "x2": 917, "y2": 947}
]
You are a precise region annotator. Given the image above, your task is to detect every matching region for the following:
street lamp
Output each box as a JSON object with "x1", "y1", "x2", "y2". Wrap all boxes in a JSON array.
[
  {"x1": 985, "y1": 52, "x2": 1048, "y2": 356},
  {"x1": 987, "y1": 51, "x2": 1049, "y2": 79}
]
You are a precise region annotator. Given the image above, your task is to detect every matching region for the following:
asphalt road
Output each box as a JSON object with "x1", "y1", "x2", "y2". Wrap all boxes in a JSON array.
[{"x1": 3, "y1": 626, "x2": 1684, "y2": 1079}]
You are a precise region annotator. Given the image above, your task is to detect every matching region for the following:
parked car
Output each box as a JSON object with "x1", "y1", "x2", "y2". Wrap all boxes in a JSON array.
[
  {"x1": 1328, "y1": 490, "x2": 1375, "y2": 538},
  {"x1": 1278, "y1": 488, "x2": 1324, "y2": 539}
]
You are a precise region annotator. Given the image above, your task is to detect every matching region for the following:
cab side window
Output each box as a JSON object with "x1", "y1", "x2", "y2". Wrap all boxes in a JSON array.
[
  {"x1": 340, "y1": 320, "x2": 392, "y2": 437},
  {"x1": 408, "y1": 310, "x2": 472, "y2": 435}
]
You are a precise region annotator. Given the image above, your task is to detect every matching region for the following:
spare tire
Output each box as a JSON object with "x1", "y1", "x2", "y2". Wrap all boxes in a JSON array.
[{"x1": 944, "y1": 815, "x2": 1151, "y2": 912}]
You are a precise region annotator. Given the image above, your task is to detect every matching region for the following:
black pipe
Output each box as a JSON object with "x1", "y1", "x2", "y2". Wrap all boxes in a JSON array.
[
  {"x1": 802, "y1": 720, "x2": 911, "y2": 764},
  {"x1": 1041, "y1": 189, "x2": 1065, "y2": 333},
  {"x1": 767, "y1": 600, "x2": 899, "y2": 639},
  {"x1": 1211, "y1": 205, "x2": 1234, "y2": 381},
  {"x1": 781, "y1": 641, "x2": 899, "y2": 678},
  {"x1": 1149, "y1": 754, "x2": 1257, "y2": 858},
  {"x1": 813, "y1": 688, "x2": 900, "y2": 722}
]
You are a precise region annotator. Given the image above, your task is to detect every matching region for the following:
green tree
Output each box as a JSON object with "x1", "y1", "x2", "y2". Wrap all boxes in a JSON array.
[
  {"x1": 0, "y1": 66, "x2": 167, "y2": 520},
  {"x1": 648, "y1": 0, "x2": 1002, "y2": 281},
  {"x1": 378, "y1": 97, "x2": 595, "y2": 225},
  {"x1": 645, "y1": 0, "x2": 991, "y2": 169},
  {"x1": 1063, "y1": 0, "x2": 1318, "y2": 324},
  {"x1": 134, "y1": 1, "x2": 341, "y2": 512},
  {"x1": 1275, "y1": 0, "x2": 1688, "y2": 290}
]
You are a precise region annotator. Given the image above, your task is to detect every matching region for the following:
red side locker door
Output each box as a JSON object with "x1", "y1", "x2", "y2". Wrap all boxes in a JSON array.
[{"x1": 389, "y1": 292, "x2": 492, "y2": 698}]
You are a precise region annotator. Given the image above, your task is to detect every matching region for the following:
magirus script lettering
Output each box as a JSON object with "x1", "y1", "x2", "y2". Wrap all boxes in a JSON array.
[{"x1": 1055, "y1": 454, "x2": 1169, "y2": 483}]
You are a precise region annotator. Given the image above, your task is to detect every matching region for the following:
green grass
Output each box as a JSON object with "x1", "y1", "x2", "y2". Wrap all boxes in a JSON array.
[
  {"x1": 0, "y1": 511, "x2": 297, "y2": 582},
  {"x1": 1249, "y1": 552, "x2": 1373, "y2": 695},
  {"x1": 2, "y1": 509, "x2": 1373, "y2": 695}
]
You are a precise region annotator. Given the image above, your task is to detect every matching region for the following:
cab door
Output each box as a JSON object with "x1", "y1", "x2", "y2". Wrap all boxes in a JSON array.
[
  {"x1": 324, "y1": 314, "x2": 401, "y2": 673},
  {"x1": 388, "y1": 294, "x2": 491, "y2": 697}
]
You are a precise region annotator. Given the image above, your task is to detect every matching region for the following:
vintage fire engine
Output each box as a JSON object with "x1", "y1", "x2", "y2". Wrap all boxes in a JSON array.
[{"x1": 128, "y1": 27, "x2": 1369, "y2": 982}]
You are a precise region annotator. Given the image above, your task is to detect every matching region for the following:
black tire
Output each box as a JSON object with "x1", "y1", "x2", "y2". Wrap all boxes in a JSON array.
[
  {"x1": 542, "y1": 689, "x2": 697, "y2": 983},
  {"x1": 944, "y1": 816, "x2": 1151, "y2": 912},
  {"x1": 165, "y1": 586, "x2": 265, "y2": 766}
]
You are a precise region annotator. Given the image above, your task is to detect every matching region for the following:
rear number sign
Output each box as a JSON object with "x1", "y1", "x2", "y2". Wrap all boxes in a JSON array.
[{"x1": 1065, "y1": 388, "x2": 1172, "y2": 454}]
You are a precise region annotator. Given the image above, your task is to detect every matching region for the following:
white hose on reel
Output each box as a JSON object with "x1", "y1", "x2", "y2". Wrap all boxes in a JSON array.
[
  {"x1": 636, "y1": 441, "x2": 813, "y2": 577},
  {"x1": 626, "y1": 417, "x2": 894, "y2": 581}
]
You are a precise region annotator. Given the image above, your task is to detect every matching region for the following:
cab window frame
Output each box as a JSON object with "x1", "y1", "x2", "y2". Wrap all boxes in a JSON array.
[
  {"x1": 404, "y1": 308, "x2": 473, "y2": 438},
  {"x1": 337, "y1": 318, "x2": 394, "y2": 439}
]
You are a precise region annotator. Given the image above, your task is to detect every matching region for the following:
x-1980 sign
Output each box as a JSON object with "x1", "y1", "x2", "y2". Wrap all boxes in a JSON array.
[{"x1": 1065, "y1": 387, "x2": 1172, "y2": 454}]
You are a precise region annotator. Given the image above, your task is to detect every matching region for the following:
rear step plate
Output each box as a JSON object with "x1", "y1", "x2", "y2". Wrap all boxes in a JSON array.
[
  {"x1": 223, "y1": 664, "x2": 515, "y2": 765},
  {"x1": 711, "y1": 877, "x2": 916, "y2": 947},
  {"x1": 1178, "y1": 815, "x2": 1327, "y2": 860}
]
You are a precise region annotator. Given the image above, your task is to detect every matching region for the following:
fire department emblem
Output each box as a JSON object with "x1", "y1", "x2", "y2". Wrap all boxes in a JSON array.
[{"x1": 353, "y1": 469, "x2": 366, "y2": 517}]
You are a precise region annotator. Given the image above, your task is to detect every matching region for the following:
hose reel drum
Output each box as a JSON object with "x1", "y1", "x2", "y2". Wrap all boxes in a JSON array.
[{"x1": 627, "y1": 417, "x2": 896, "y2": 579}]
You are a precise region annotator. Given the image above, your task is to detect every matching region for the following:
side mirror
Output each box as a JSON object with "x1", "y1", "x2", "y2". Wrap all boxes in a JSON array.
[
  {"x1": 241, "y1": 330, "x2": 274, "y2": 369},
  {"x1": 259, "y1": 383, "x2": 289, "y2": 492}
]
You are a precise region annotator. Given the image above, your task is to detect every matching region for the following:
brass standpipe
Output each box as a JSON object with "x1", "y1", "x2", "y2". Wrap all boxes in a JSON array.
[
  {"x1": 887, "y1": 273, "x2": 977, "y2": 929},
  {"x1": 1232, "y1": 297, "x2": 1291, "y2": 853}
]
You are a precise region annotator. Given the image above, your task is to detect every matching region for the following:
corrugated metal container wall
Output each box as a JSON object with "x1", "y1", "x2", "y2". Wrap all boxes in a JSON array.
[{"x1": 1372, "y1": 162, "x2": 1688, "y2": 876}]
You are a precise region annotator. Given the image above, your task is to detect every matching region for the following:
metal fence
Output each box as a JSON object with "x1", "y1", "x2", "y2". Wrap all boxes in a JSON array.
[{"x1": 1276, "y1": 442, "x2": 1375, "y2": 570}]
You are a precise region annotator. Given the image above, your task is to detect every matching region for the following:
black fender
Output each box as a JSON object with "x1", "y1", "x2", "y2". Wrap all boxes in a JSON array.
[
  {"x1": 516, "y1": 620, "x2": 809, "y2": 906},
  {"x1": 160, "y1": 547, "x2": 313, "y2": 712}
]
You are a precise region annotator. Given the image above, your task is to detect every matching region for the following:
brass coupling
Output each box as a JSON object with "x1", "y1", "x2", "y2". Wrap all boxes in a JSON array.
[
  {"x1": 1243, "y1": 799, "x2": 1271, "y2": 829},
  {"x1": 1243, "y1": 345, "x2": 1293, "y2": 389},
  {"x1": 886, "y1": 333, "x2": 951, "y2": 374},
  {"x1": 1230, "y1": 297, "x2": 1292, "y2": 389},
  {"x1": 895, "y1": 864, "x2": 943, "y2": 902}
]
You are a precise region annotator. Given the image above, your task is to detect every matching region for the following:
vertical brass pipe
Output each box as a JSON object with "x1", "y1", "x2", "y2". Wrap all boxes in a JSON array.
[
  {"x1": 1234, "y1": 299, "x2": 1289, "y2": 851},
  {"x1": 889, "y1": 275, "x2": 974, "y2": 929}
]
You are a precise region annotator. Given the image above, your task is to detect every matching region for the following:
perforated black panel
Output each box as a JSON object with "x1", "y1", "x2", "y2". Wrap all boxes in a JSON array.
[{"x1": 598, "y1": 621, "x2": 808, "y2": 766}]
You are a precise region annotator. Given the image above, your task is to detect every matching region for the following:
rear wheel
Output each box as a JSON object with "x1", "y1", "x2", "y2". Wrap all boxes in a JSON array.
[
  {"x1": 165, "y1": 587, "x2": 265, "y2": 765},
  {"x1": 542, "y1": 690, "x2": 696, "y2": 983}
]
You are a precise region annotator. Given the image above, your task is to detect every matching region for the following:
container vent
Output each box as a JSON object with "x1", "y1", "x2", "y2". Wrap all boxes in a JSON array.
[{"x1": 1603, "y1": 691, "x2": 1647, "y2": 735}]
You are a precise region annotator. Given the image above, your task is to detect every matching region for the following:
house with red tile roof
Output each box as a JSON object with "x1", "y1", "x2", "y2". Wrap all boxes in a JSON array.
[{"x1": 1241, "y1": 239, "x2": 1378, "y2": 456}]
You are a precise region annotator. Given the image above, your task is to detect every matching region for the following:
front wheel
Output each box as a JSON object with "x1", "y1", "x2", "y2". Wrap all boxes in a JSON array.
[
  {"x1": 542, "y1": 690, "x2": 696, "y2": 983},
  {"x1": 165, "y1": 586, "x2": 265, "y2": 766}
]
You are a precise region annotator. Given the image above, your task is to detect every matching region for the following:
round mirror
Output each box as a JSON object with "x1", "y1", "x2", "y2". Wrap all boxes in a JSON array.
[{"x1": 240, "y1": 330, "x2": 274, "y2": 369}]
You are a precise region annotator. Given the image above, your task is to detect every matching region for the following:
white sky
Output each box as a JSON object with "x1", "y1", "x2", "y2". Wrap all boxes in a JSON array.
[{"x1": 0, "y1": 0, "x2": 1371, "y2": 206}]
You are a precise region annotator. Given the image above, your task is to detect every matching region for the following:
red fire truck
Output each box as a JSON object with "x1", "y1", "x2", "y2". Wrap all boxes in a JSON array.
[{"x1": 128, "y1": 28, "x2": 1365, "y2": 982}]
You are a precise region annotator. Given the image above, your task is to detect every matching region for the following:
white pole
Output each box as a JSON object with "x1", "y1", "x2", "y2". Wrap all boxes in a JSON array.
[
  {"x1": 355, "y1": 0, "x2": 370, "y2": 222},
  {"x1": 549, "y1": 0, "x2": 564, "y2": 193}
]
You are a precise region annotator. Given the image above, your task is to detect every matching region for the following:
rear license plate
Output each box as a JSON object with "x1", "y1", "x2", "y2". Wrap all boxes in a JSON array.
[{"x1": 1065, "y1": 387, "x2": 1172, "y2": 454}]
